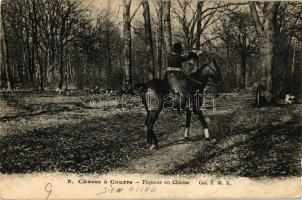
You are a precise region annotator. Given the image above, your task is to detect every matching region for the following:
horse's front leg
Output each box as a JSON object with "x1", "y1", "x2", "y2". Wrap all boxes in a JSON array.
[
  {"x1": 184, "y1": 110, "x2": 191, "y2": 139},
  {"x1": 193, "y1": 108, "x2": 210, "y2": 139},
  {"x1": 145, "y1": 110, "x2": 150, "y2": 127},
  {"x1": 145, "y1": 110, "x2": 152, "y2": 145}
]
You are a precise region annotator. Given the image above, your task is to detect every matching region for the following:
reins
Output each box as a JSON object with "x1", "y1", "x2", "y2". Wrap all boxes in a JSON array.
[
  {"x1": 188, "y1": 61, "x2": 219, "y2": 87},
  {"x1": 187, "y1": 76, "x2": 204, "y2": 86},
  {"x1": 187, "y1": 76, "x2": 218, "y2": 87}
]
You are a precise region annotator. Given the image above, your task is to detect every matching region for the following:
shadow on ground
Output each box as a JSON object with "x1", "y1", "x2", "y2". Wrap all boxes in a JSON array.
[
  {"x1": 164, "y1": 105, "x2": 302, "y2": 178},
  {"x1": 0, "y1": 111, "x2": 182, "y2": 174},
  {"x1": 1, "y1": 91, "x2": 301, "y2": 178}
]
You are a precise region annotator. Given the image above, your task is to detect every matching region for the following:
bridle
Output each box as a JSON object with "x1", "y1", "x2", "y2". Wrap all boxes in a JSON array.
[
  {"x1": 206, "y1": 61, "x2": 221, "y2": 86},
  {"x1": 189, "y1": 60, "x2": 221, "y2": 87}
]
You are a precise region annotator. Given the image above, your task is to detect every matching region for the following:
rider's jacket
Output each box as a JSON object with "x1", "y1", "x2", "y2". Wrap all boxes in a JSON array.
[
  {"x1": 166, "y1": 52, "x2": 195, "y2": 96},
  {"x1": 167, "y1": 52, "x2": 191, "y2": 71}
]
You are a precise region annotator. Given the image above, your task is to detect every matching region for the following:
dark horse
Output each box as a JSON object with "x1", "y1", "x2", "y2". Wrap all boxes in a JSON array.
[{"x1": 135, "y1": 57, "x2": 222, "y2": 150}]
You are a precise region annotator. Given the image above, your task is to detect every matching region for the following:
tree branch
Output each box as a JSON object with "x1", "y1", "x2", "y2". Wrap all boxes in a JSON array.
[
  {"x1": 130, "y1": 2, "x2": 142, "y2": 22},
  {"x1": 249, "y1": 2, "x2": 264, "y2": 35}
]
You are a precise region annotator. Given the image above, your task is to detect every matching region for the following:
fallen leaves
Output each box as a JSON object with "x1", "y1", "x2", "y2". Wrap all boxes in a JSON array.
[{"x1": 0, "y1": 91, "x2": 301, "y2": 177}]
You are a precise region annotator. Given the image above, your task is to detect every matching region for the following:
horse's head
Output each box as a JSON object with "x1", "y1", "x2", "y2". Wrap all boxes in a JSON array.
[
  {"x1": 207, "y1": 58, "x2": 223, "y2": 87},
  {"x1": 192, "y1": 57, "x2": 223, "y2": 88}
]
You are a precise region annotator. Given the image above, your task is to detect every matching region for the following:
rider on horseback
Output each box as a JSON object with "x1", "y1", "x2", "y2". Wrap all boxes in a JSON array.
[
  {"x1": 166, "y1": 42, "x2": 208, "y2": 141},
  {"x1": 166, "y1": 42, "x2": 198, "y2": 103},
  {"x1": 138, "y1": 43, "x2": 220, "y2": 149}
]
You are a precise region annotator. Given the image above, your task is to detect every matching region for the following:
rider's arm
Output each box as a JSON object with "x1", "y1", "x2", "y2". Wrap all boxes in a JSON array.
[
  {"x1": 180, "y1": 55, "x2": 191, "y2": 62},
  {"x1": 180, "y1": 52, "x2": 197, "y2": 62}
]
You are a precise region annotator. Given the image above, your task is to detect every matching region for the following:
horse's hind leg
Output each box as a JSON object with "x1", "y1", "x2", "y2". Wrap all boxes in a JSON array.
[
  {"x1": 144, "y1": 110, "x2": 153, "y2": 145},
  {"x1": 184, "y1": 110, "x2": 191, "y2": 139},
  {"x1": 146, "y1": 110, "x2": 161, "y2": 150},
  {"x1": 193, "y1": 109, "x2": 210, "y2": 139},
  {"x1": 145, "y1": 110, "x2": 150, "y2": 127}
]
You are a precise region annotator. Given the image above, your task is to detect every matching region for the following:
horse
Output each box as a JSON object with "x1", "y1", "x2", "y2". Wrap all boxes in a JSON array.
[{"x1": 135, "y1": 57, "x2": 222, "y2": 150}]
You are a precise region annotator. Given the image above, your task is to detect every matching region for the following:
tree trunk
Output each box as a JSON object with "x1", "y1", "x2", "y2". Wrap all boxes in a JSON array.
[
  {"x1": 24, "y1": 25, "x2": 34, "y2": 87},
  {"x1": 105, "y1": 6, "x2": 112, "y2": 86},
  {"x1": 236, "y1": 60, "x2": 240, "y2": 88},
  {"x1": 31, "y1": 19, "x2": 36, "y2": 89},
  {"x1": 142, "y1": 0, "x2": 155, "y2": 80},
  {"x1": 292, "y1": 36, "x2": 302, "y2": 103},
  {"x1": 32, "y1": 1, "x2": 44, "y2": 91},
  {"x1": 156, "y1": 1, "x2": 163, "y2": 79},
  {"x1": 0, "y1": 7, "x2": 4, "y2": 88},
  {"x1": 106, "y1": 28, "x2": 112, "y2": 85},
  {"x1": 291, "y1": 38, "x2": 296, "y2": 84},
  {"x1": 294, "y1": 39, "x2": 302, "y2": 100},
  {"x1": 65, "y1": 52, "x2": 69, "y2": 90},
  {"x1": 58, "y1": 18, "x2": 66, "y2": 89},
  {"x1": 37, "y1": 50, "x2": 44, "y2": 91},
  {"x1": 162, "y1": 0, "x2": 172, "y2": 69},
  {"x1": 59, "y1": 42, "x2": 64, "y2": 89},
  {"x1": 0, "y1": 7, "x2": 13, "y2": 90},
  {"x1": 122, "y1": 0, "x2": 132, "y2": 93},
  {"x1": 240, "y1": 52, "x2": 247, "y2": 89},
  {"x1": 240, "y1": 35, "x2": 248, "y2": 89},
  {"x1": 256, "y1": 33, "x2": 275, "y2": 94},
  {"x1": 249, "y1": 2, "x2": 280, "y2": 96},
  {"x1": 195, "y1": 1, "x2": 203, "y2": 50}
]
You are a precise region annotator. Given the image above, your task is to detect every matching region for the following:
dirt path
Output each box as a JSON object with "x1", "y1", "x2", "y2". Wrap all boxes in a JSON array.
[
  {"x1": 128, "y1": 123, "x2": 208, "y2": 174},
  {"x1": 124, "y1": 93, "x2": 254, "y2": 174},
  {"x1": 126, "y1": 94, "x2": 301, "y2": 176},
  {"x1": 127, "y1": 109, "x2": 239, "y2": 174}
]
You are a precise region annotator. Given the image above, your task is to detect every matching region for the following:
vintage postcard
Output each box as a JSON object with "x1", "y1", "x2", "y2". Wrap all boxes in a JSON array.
[{"x1": 0, "y1": 0, "x2": 301, "y2": 199}]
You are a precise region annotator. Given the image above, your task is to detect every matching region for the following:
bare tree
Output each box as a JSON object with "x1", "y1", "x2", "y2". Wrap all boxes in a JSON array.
[
  {"x1": 142, "y1": 0, "x2": 155, "y2": 80},
  {"x1": 171, "y1": 1, "x2": 239, "y2": 50},
  {"x1": 152, "y1": 0, "x2": 163, "y2": 78},
  {"x1": 1, "y1": 0, "x2": 124, "y2": 90},
  {"x1": 195, "y1": 1, "x2": 203, "y2": 50},
  {"x1": 219, "y1": 11, "x2": 258, "y2": 89},
  {"x1": 122, "y1": 0, "x2": 132, "y2": 93},
  {"x1": 162, "y1": 0, "x2": 172, "y2": 69},
  {"x1": 157, "y1": 1, "x2": 163, "y2": 78},
  {"x1": 105, "y1": 2, "x2": 113, "y2": 85},
  {"x1": 274, "y1": 2, "x2": 302, "y2": 93},
  {"x1": 0, "y1": 4, "x2": 13, "y2": 90},
  {"x1": 249, "y1": 2, "x2": 281, "y2": 95}
]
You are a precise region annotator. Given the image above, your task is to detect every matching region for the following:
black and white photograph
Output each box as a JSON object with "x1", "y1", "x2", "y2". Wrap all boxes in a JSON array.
[{"x1": 0, "y1": 0, "x2": 301, "y2": 199}]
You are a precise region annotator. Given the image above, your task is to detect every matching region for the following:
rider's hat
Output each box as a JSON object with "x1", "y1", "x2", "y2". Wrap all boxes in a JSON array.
[{"x1": 172, "y1": 42, "x2": 183, "y2": 53}]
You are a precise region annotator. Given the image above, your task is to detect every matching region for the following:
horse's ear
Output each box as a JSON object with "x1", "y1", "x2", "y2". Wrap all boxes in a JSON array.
[
  {"x1": 213, "y1": 58, "x2": 217, "y2": 67},
  {"x1": 207, "y1": 56, "x2": 214, "y2": 65},
  {"x1": 189, "y1": 51, "x2": 199, "y2": 60},
  {"x1": 212, "y1": 58, "x2": 220, "y2": 72}
]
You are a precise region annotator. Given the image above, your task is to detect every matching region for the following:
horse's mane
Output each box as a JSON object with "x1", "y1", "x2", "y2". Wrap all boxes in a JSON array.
[
  {"x1": 189, "y1": 61, "x2": 211, "y2": 78},
  {"x1": 189, "y1": 57, "x2": 220, "y2": 78}
]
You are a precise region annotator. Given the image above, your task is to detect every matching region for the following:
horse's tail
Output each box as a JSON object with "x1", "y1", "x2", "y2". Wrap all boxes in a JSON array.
[{"x1": 133, "y1": 83, "x2": 147, "y2": 94}]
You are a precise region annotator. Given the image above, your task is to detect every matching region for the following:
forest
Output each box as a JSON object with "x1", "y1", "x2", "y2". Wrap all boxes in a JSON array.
[
  {"x1": 0, "y1": 0, "x2": 301, "y2": 178},
  {"x1": 0, "y1": 0, "x2": 301, "y2": 98}
]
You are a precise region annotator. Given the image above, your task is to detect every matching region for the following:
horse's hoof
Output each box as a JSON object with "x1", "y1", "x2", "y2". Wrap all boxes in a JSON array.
[
  {"x1": 184, "y1": 137, "x2": 192, "y2": 143},
  {"x1": 149, "y1": 144, "x2": 159, "y2": 151},
  {"x1": 206, "y1": 138, "x2": 217, "y2": 144},
  {"x1": 211, "y1": 138, "x2": 217, "y2": 143}
]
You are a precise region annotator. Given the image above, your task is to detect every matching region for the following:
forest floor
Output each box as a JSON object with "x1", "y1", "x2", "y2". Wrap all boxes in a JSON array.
[{"x1": 0, "y1": 90, "x2": 301, "y2": 178}]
